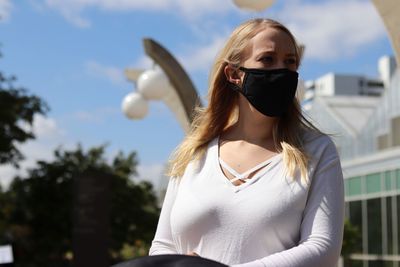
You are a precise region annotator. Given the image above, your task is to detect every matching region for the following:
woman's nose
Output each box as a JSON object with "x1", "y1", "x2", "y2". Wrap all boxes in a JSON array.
[{"x1": 275, "y1": 60, "x2": 286, "y2": 69}]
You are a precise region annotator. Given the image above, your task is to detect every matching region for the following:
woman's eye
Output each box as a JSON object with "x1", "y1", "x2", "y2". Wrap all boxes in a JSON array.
[
  {"x1": 285, "y1": 58, "x2": 297, "y2": 65},
  {"x1": 260, "y1": 56, "x2": 274, "y2": 63}
]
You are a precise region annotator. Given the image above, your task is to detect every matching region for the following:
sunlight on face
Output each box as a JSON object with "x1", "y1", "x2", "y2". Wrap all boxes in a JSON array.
[{"x1": 242, "y1": 27, "x2": 297, "y2": 72}]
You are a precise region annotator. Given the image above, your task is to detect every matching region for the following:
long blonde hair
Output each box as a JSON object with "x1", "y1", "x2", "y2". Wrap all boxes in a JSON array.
[{"x1": 167, "y1": 18, "x2": 320, "y2": 182}]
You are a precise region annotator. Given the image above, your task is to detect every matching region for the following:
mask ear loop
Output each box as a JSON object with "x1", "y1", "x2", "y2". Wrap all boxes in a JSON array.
[
  {"x1": 235, "y1": 67, "x2": 249, "y2": 94},
  {"x1": 229, "y1": 79, "x2": 242, "y2": 93}
]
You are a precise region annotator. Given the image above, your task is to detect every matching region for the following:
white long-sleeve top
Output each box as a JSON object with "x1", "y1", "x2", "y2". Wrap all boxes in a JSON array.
[{"x1": 149, "y1": 132, "x2": 344, "y2": 267}]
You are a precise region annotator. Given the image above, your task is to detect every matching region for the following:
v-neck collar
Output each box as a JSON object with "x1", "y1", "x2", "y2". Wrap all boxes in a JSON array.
[
  {"x1": 211, "y1": 137, "x2": 282, "y2": 193},
  {"x1": 219, "y1": 157, "x2": 272, "y2": 181}
]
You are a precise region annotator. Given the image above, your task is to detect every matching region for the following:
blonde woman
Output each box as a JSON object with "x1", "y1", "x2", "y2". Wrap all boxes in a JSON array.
[{"x1": 149, "y1": 18, "x2": 344, "y2": 267}]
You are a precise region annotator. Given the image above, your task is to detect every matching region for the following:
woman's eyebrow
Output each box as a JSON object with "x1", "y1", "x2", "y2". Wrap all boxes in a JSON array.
[
  {"x1": 257, "y1": 49, "x2": 276, "y2": 54},
  {"x1": 255, "y1": 50, "x2": 276, "y2": 57}
]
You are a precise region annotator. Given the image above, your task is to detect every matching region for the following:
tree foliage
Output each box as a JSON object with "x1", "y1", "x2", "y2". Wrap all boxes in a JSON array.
[
  {"x1": 0, "y1": 57, "x2": 49, "y2": 167},
  {"x1": 341, "y1": 218, "x2": 362, "y2": 260},
  {"x1": 0, "y1": 145, "x2": 160, "y2": 267}
]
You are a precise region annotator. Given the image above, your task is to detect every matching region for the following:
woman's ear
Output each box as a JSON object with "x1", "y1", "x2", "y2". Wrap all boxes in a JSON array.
[{"x1": 224, "y1": 65, "x2": 241, "y2": 85}]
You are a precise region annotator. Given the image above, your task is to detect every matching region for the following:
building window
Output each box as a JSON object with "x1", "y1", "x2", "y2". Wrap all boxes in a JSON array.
[
  {"x1": 397, "y1": 195, "x2": 400, "y2": 255},
  {"x1": 348, "y1": 260, "x2": 364, "y2": 267},
  {"x1": 384, "y1": 170, "x2": 392, "y2": 191},
  {"x1": 368, "y1": 260, "x2": 389, "y2": 267},
  {"x1": 367, "y1": 198, "x2": 382, "y2": 254},
  {"x1": 396, "y1": 169, "x2": 400, "y2": 189},
  {"x1": 369, "y1": 260, "x2": 395, "y2": 267},
  {"x1": 392, "y1": 116, "x2": 400, "y2": 146},
  {"x1": 345, "y1": 179, "x2": 349, "y2": 196},
  {"x1": 385, "y1": 197, "x2": 394, "y2": 255},
  {"x1": 366, "y1": 173, "x2": 381, "y2": 194},
  {"x1": 383, "y1": 262, "x2": 395, "y2": 267},
  {"x1": 348, "y1": 176, "x2": 362, "y2": 196},
  {"x1": 349, "y1": 200, "x2": 363, "y2": 253}
]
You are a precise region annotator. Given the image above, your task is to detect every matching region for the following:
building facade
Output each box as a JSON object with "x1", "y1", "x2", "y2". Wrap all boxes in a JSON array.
[{"x1": 304, "y1": 56, "x2": 400, "y2": 267}]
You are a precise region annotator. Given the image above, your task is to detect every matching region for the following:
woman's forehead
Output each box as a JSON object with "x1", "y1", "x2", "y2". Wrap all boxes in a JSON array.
[{"x1": 245, "y1": 27, "x2": 296, "y2": 56}]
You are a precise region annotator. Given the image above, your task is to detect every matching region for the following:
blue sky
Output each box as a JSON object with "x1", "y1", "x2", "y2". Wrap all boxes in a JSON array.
[{"x1": 0, "y1": 0, "x2": 394, "y2": 188}]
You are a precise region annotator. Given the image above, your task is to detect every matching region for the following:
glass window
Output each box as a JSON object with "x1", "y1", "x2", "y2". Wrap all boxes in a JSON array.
[
  {"x1": 396, "y1": 169, "x2": 400, "y2": 189},
  {"x1": 397, "y1": 195, "x2": 400, "y2": 255},
  {"x1": 383, "y1": 261, "x2": 394, "y2": 267},
  {"x1": 348, "y1": 176, "x2": 362, "y2": 196},
  {"x1": 384, "y1": 171, "x2": 392, "y2": 191},
  {"x1": 367, "y1": 198, "x2": 382, "y2": 254},
  {"x1": 349, "y1": 200, "x2": 363, "y2": 253},
  {"x1": 344, "y1": 179, "x2": 349, "y2": 197},
  {"x1": 366, "y1": 173, "x2": 381, "y2": 194},
  {"x1": 386, "y1": 197, "x2": 393, "y2": 254},
  {"x1": 369, "y1": 260, "x2": 387, "y2": 267},
  {"x1": 346, "y1": 260, "x2": 363, "y2": 267}
]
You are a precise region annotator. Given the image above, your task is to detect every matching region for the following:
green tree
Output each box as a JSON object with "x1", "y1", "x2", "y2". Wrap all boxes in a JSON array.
[
  {"x1": 0, "y1": 52, "x2": 49, "y2": 166},
  {"x1": 1, "y1": 145, "x2": 160, "y2": 267},
  {"x1": 341, "y1": 219, "x2": 362, "y2": 266}
]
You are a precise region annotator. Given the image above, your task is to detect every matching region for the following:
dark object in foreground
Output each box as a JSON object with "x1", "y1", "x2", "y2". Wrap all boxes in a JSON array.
[{"x1": 111, "y1": 254, "x2": 228, "y2": 267}]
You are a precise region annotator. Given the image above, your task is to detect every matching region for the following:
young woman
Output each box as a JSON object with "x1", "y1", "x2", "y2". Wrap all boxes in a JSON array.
[{"x1": 149, "y1": 18, "x2": 344, "y2": 267}]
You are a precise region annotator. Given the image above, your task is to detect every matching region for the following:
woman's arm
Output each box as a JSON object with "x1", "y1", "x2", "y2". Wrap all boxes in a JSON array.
[
  {"x1": 149, "y1": 177, "x2": 180, "y2": 255},
  {"x1": 232, "y1": 140, "x2": 345, "y2": 267}
]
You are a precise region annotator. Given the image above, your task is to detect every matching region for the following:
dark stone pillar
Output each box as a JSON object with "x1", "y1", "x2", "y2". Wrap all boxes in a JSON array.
[{"x1": 73, "y1": 169, "x2": 110, "y2": 267}]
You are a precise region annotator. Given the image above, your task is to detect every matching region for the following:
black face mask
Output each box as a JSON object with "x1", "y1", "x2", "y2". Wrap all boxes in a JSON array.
[{"x1": 231, "y1": 67, "x2": 299, "y2": 117}]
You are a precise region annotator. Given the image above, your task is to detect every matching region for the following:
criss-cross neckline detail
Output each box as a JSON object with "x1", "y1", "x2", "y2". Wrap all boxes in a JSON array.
[
  {"x1": 214, "y1": 137, "x2": 282, "y2": 192},
  {"x1": 219, "y1": 157, "x2": 272, "y2": 184}
]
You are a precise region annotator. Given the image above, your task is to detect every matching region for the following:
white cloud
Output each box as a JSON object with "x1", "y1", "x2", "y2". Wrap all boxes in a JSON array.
[
  {"x1": 0, "y1": 165, "x2": 18, "y2": 188},
  {"x1": 19, "y1": 114, "x2": 64, "y2": 139},
  {"x1": 0, "y1": 115, "x2": 71, "y2": 189},
  {"x1": 131, "y1": 55, "x2": 153, "y2": 71},
  {"x1": 85, "y1": 60, "x2": 126, "y2": 85},
  {"x1": 43, "y1": 0, "x2": 234, "y2": 28},
  {"x1": 73, "y1": 107, "x2": 119, "y2": 123},
  {"x1": 44, "y1": 0, "x2": 91, "y2": 27},
  {"x1": 173, "y1": 0, "x2": 233, "y2": 20},
  {"x1": 32, "y1": 114, "x2": 65, "y2": 138},
  {"x1": 0, "y1": 140, "x2": 77, "y2": 189},
  {"x1": 0, "y1": 0, "x2": 12, "y2": 22},
  {"x1": 279, "y1": 0, "x2": 386, "y2": 61},
  {"x1": 0, "y1": 113, "x2": 167, "y2": 193},
  {"x1": 178, "y1": 35, "x2": 228, "y2": 72},
  {"x1": 91, "y1": 0, "x2": 171, "y2": 11},
  {"x1": 136, "y1": 162, "x2": 167, "y2": 190}
]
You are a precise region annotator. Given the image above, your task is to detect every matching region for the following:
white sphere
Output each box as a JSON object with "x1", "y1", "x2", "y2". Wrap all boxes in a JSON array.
[
  {"x1": 233, "y1": 0, "x2": 274, "y2": 11},
  {"x1": 137, "y1": 68, "x2": 173, "y2": 100},
  {"x1": 121, "y1": 92, "x2": 149, "y2": 119}
]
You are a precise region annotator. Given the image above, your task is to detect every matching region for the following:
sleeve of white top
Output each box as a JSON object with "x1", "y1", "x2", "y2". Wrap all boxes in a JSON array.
[
  {"x1": 149, "y1": 177, "x2": 180, "y2": 255},
  {"x1": 231, "y1": 140, "x2": 345, "y2": 267}
]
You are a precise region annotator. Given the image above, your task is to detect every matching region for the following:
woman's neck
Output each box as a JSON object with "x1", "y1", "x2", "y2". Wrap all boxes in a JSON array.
[
  {"x1": 229, "y1": 119, "x2": 274, "y2": 142},
  {"x1": 224, "y1": 103, "x2": 277, "y2": 145}
]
